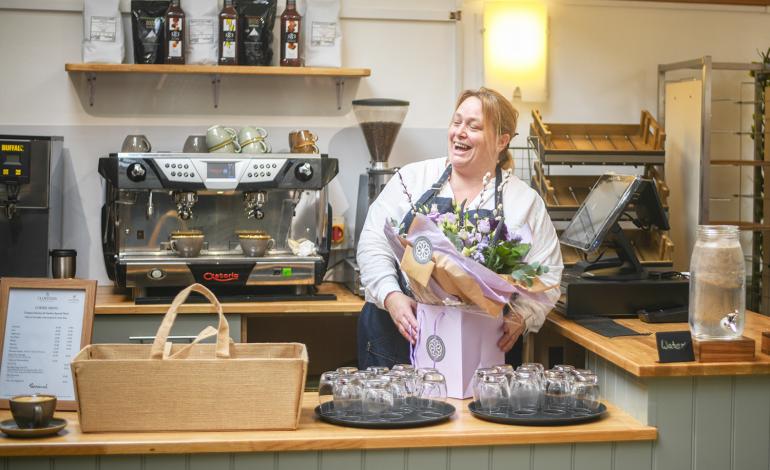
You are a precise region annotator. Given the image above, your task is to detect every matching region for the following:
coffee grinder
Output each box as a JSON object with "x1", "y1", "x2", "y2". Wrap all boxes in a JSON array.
[{"x1": 345, "y1": 98, "x2": 409, "y2": 296}]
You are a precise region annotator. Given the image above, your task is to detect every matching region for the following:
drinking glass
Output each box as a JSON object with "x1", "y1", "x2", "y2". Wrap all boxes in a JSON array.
[
  {"x1": 391, "y1": 366, "x2": 417, "y2": 396},
  {"x1": 384, "y1": 372, "x2": 410, "y2": 408},
  {"x1": 573, "y1": 373, "x2": 601, "y2": 411},
  {"x1": 417, "y1": 372, "x2": 447, "y2": 403},
  {"x1": 415, "y1": 367, "x2": 439, "y2": 391},
  {"x1": 518, "y1": 363, "x2": 546, "y2": 389},
  {"x1": 362, "y1": 378, "x2": 394, "y2": 416},
  {"x1": 478, "y1": 373, "x2": 510, "y2": 412},
  {"x1": 336, "y1": 366, "x2": 358, "y2": 376},
  {"x1": 509, "y1": 370, "x2": 540, "y2": 411},
  {"x1": 544, "y1": 370, "x2": 572, "y2": 411},
  {"x1": 494, "y1": 364, "x2": 515, "y2": 386},
  {"x1": 318, "y1": 371, "x2": 339, "y2": 405},
  {"x1": 333, "y1": 375, "x2": 363, "y2": 412},
  {"x1": 574, "y1": 369, "x2": 594, "y2": 378},
  {"x1": 366, "y1": 366, "x2": 390, "y2": 376},
  {"x1": 353, "y1": 370, "x2": 375, "y2": 382},
  {"x1": 471, "y1": 368, "x2": 498, "y2": 403}
]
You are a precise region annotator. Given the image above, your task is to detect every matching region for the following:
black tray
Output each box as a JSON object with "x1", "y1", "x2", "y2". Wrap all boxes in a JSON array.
[
  {"x1": 468, "y1": 401, "x2": 607, "y2": 426},
  {"x1": 315, "y1": 398, "x2": 455, "y2": 429}
]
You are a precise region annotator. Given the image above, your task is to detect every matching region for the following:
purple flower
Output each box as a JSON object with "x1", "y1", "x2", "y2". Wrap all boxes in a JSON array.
[
  {"x1": 438, "y1": 212, "x2": 457, "y2": 225},
  {"x1": 477, "y1": 218, "x2": 491, "y2": 234},
  {"x1": 507, "y1": 230, "x2": 522, "y2": 244},
  {"x1": 427, "y1": 204, "x2": 440, "y2": 222},
  {"x1": 471, "y1": 249, "x2": 486, "y2": 264}
]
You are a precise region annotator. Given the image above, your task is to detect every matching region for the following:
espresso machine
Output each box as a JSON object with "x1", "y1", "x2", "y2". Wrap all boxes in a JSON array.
[
  {"x1": 0, "y1": 135, "x2": 63, "y2": 277},
  {"x1": 98, "y1": 152, "x2": 338, "y2": 302},
  {"x1": 345, "y1": 99, "x2": 409, "y2": 296}
]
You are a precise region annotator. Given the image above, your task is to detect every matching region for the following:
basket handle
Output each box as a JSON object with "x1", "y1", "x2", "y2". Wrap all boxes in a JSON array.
[{"x1": 150, "y1": 283, "x2": 230, "y2": 360}]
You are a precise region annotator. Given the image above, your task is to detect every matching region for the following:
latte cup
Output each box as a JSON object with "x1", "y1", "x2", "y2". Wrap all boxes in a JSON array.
[
  {"x1": 10, "y1": 394, "x2": 56, "y2": 429},
  {"x1": 239, "y1": 127, "x2": 271, "y2": 154},
  {"x1": 237, "y1": 231, "x2": 274, "y2": 257},
  {"x1": 206, "y1": 125, "x2": 241, "y2": 153},
  {"x1": 169, "y1": 230, "x2": 205, "y2": 257}
]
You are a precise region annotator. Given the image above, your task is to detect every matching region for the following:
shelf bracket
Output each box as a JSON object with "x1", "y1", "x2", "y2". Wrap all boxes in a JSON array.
[
  {"x1": 335, "y1": 78, "x2": 345, "y2": 110},
  {"x1": 86, "y1": 72, "x2": 96, "y2": 107},
  {"x1": 211, "y1": 74, "x2": 221, "y2": 108}
]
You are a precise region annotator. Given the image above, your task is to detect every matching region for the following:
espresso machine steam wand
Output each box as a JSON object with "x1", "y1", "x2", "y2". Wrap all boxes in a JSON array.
[{"x1": 173, "y1": 191, "x2": 198, "y2": 220}]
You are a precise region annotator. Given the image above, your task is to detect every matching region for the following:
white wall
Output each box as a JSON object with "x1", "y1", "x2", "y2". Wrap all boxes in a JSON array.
[{"x1": 1, "y1": 0, "x2": 769, "y2": 282}]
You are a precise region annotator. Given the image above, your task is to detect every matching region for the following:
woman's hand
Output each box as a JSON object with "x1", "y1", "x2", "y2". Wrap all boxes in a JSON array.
[
  {"x1": 384, "y1": 292, "x2": 419, "y2": 345},
  {"x1": 498, "y1": 311, "x2": 525, "y2": 352}
]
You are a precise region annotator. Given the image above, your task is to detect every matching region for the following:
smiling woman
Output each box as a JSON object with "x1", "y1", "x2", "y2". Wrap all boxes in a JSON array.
[{"x1": 355, "y1": 87, "x2": 563, "y2": 370}]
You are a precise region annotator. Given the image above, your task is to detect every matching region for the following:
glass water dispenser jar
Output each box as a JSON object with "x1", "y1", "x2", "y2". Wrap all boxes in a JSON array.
[{"x1": 689, "y1": 225, "x2": 745, "y2": 340}]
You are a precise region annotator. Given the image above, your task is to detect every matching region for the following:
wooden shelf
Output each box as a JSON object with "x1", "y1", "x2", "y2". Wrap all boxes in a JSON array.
[
  {"x1": 64, "y1": 63, "x2": 371, "y2": 78},
  {"x1": 64, "y1": 63, "x2": 371, "y2": 108},
  {"x1": 711, "y1": 159, "x2": 770, "y2": 166}
]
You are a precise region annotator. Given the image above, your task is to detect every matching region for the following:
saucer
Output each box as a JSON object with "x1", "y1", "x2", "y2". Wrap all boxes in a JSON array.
[{"x1": 0, "y1": 418, "x2": 67, "y2": 438}]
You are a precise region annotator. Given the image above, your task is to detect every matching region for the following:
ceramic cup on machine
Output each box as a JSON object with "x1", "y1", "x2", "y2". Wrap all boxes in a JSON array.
[
  {"x1": 169, "y1": 230, "x2": 205, "y2": 257},
  {"x1": 239, "y1": 127, "x2": 271, "y2": 154},
  {"x1": 237, "y1": 230, "x2": 274, "y2": 257},
  {"x1": 206, "y1": 125, "x2": 241, "y2": 153},
  {"x1": 182, "y1": 135, "x2": 207, "y2": 153},
  {"x1": 289, "y1": 129, "x2": 319, "y2": 153},
  {"x1": 121, "y1": 135, "x2": 152, "y2": 153}
]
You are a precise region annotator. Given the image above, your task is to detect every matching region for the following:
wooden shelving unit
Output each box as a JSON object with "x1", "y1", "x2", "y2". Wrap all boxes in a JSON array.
[{"x1": 64, "y1": 63, "x2": 371, "y2": 108}]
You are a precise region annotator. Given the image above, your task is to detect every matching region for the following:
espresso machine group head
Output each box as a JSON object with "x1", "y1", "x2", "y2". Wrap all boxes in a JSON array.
[{"x1": 98, "y1": 152, "x2": 338, "y2": 301}]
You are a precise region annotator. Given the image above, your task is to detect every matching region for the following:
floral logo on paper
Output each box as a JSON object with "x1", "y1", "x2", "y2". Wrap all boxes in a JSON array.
[
  {"x1": 413, "y1": 236, "x2": 433, "y2": 264},
  {"x1": 426, "y1": 334, "x2": 445, "y2": 362}
]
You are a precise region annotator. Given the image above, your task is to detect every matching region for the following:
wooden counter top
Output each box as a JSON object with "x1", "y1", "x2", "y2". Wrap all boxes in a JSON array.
[
  {"x1": 0, "y1": 393, "x2": 654, "y2": 457},
  {"x1": 546, "y1": 311, "x2": 770, "y2": 378},
  {"x1": 94, "y1": 283, "x2": 365, "y2": 315}
]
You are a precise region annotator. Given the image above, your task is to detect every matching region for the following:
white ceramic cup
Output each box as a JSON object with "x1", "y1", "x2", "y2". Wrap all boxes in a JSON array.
[
  {"x1": 239, "y1": 127, "x2": 271, "y2": 154},
  {"x1": 206, "y1": 125, "x2": 241, "y2": 153}
]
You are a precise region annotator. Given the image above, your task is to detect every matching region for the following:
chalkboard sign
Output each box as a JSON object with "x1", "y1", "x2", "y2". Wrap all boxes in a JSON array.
[
  {"x1": 656, "y1": 331, "x2": 695, "y2": 363},
  {"x1": 0, "y1": 278, "x2": 96, "y2": 411}
]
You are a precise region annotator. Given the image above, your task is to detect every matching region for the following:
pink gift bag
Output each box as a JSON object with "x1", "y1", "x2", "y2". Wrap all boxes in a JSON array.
[{"x1": 412, "y1": 303, "x2": 504, "y2": 398}]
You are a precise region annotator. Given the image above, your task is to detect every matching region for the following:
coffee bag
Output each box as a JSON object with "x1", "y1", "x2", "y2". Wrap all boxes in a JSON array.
[
  {"x1": 132, "y1": 0, "x2": 170, "y2": 64},
  {"x1": 236, "y1": 0, "x2": 277, "y2": 66},
  {"x1": 83, "y1": 0, "x2": 125, "y2": 64}
]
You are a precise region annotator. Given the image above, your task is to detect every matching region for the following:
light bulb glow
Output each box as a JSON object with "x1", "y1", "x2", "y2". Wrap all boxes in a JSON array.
[{"x1": 483, "y1": 1, "x2": 548, "y2": 102}]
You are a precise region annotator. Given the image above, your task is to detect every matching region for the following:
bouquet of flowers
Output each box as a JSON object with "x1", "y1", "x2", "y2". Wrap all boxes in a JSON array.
[{"x1": 384, "y1": 169, "x2": 555, "y2": 318}]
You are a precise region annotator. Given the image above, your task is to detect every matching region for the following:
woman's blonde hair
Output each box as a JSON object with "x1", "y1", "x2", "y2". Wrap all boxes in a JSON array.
[{"x1": 454, "y1": 87, "x2": 519, "y2": 169}]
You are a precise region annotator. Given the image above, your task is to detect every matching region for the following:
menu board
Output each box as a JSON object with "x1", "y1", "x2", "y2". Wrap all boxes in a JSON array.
[{"x1": 0, "y1": 278, "x2": 96, "y2": 410}]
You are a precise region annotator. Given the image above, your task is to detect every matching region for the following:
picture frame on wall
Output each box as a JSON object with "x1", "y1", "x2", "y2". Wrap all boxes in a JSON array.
[{"x1": 0, "y1": 277, "x2": 96, "y2": 411}]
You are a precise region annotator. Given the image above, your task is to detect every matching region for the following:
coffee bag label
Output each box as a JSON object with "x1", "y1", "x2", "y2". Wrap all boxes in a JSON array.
[
  {"x1": 311, "y1": 21, "x2": 335, "y2": 47},
  {"x1": 189, "y1": 18, "x2": 214, "y2": 44},
  {"x1": 90, "y1": 16, "x2": 117, "y2": 42}
]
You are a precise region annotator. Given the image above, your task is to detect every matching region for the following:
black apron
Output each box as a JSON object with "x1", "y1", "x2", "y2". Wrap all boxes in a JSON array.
[{"x1": 356, "y1": 164, "x2": 522, "y2": 369}]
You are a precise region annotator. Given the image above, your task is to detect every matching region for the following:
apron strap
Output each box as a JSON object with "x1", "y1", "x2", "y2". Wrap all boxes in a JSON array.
[{"x1": 400, "y1": 164, "x2": 453, "y2": 234}]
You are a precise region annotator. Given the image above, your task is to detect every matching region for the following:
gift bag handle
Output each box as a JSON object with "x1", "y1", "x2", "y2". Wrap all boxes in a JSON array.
[{"x1": 150, "y1": 283, "x2": 230, "y2": 360}]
